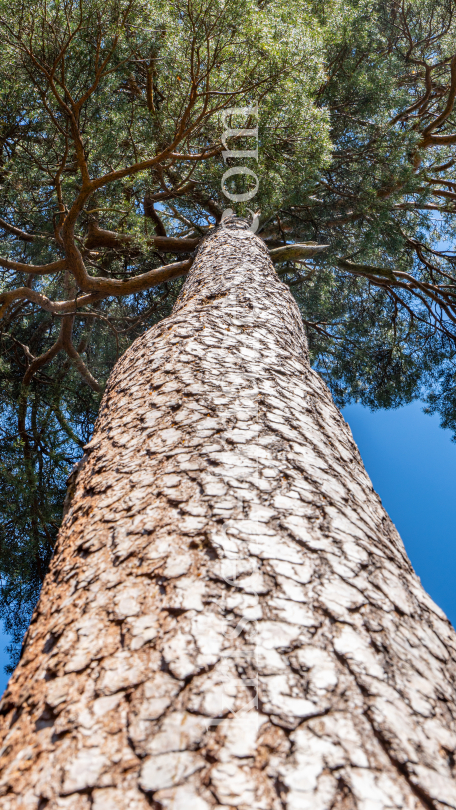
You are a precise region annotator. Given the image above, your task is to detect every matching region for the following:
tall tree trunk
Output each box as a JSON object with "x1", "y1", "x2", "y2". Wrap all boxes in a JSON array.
[{"x1": 1, "y1": 218, "x2": 456, "y2": 810}]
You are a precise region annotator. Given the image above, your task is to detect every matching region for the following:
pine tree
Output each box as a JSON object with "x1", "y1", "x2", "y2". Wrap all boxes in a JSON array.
[
  {"x1": 1, "y1": 218, "x2": 455, "y2": 810},
  {"x1": 2, "y1": 0, "x2": 456, "y2": 651}
]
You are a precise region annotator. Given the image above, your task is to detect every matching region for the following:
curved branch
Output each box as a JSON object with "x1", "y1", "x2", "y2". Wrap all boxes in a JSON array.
[
  {"x1": 141, "y1": 181, "x2": 198, "y2": 204},
  {"x1": 420, "y1": 132, "x2": 456, "y2": 147},
  {"x1": 0, "y1": 257, "x2": 192, "y2": 319},
  {"x1": 144, "y1": 196, "x2": 167, "y2": 236},
  {"x1": 270, "y1": 243, "x2": 329, "y2": 262},
  {"x1": 0, "y1": 257, "x2": 66, "y2": 274},
  {"x1": 17, "y1": 326, "x2": 66, "y2": 464},
  {"x1": 338, "y1": 260, "x2": 456, "y2": 331},
  {"x1": 191, "y1": 191, "x2": 223, "y2": 223},
  {"x1": 19, "y1": 314, "x2": 101, "y2": 398},
  {"x1": 21, "y1": 328, "x2": 65, "y2": 389},
  {"x1": 0, "y1": 288, "x2": 104, "y2": 319},
  {"x1": 84, "y1": 221, "x2": 199, "y2": 253},
  {"x1": 168, "y1": 147, "x2": 223, "y2": 161},
  {"x1": 429, "y1": 188, "x2": 456, "y2": 201},
  {"x1": 388, "y1": 63, "x2": 433, "y2": 127},
  {"x1": 61, "y1": 332, "x2": 101, "y2": 392},
  {"x1": 73, "y1": 256, "x2": 193, "y2": 296},
  {"x1": 0, "y1": 332, "x2": 34, "y2": 362},
  {"x1": 1, "y1": 240, "x2": 333, "y2": 322},
  {"x1": 0, "y1": 217, "x2": 37, "y2": 242},
  {"x1": 338, "y1": 258, "x2": 396, "y2": 280},
  {"x1": 49, "y1": 397, "x2": 85, "y2": 447},
  {"x1": 421, "y1": 54, "x2": 456, "y2": 139}
]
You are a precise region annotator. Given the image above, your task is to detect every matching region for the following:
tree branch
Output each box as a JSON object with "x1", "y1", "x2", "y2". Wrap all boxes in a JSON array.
[
  {"x1": 84, "y1": 221, "x2": 199, "y2": 253},
  {"x1": 269, "y1": 243, "x2": 330, "y2": 262},
  {"x1": 0, "y1": 257, "x2": 192, "y2": 319},
  {"x1": 0, "y1": 257, "x2": 66, "y2": 275},
  {"x1": 0, "y1": 217, "x2": 38, "y2": 242}
]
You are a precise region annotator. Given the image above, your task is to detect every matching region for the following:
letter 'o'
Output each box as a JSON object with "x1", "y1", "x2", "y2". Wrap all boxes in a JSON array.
[{"x1": 221, "y1": 167, "x2": 259, "y2": 202}]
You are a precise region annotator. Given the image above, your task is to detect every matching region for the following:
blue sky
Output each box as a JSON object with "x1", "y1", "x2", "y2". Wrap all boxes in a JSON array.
[
  {"x1": 342, "y1": 401, "x2": 456, "y2": 624},
  {"x1": 0, "y1": 400, "x2": 455, "y2": 694}
]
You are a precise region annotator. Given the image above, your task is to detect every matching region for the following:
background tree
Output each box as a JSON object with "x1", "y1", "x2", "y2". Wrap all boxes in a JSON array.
[
  {"x1": 275, "y1": 0, "x2": 456, "y2": 423},
  {"x1": 1, "y1": 0, "x2": 456, "y2": 666}
]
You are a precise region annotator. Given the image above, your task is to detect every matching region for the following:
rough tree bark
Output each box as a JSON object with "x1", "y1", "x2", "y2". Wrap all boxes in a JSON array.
[{"x1": 1, "y1": 218, "x2": 456, "y2": 810}]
